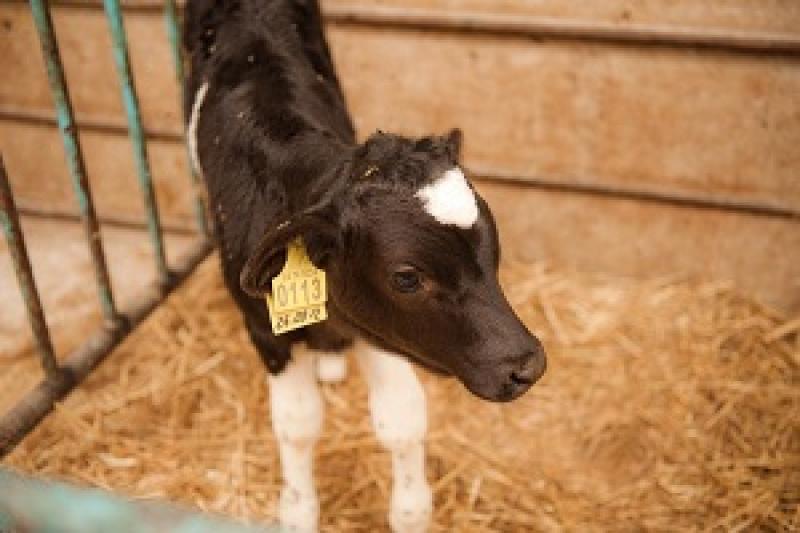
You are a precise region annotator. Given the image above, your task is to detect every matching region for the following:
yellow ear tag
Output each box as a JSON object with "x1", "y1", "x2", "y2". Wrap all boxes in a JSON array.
[{"x1": 265, "y1": 237, "x2": 327, "y2": 335}]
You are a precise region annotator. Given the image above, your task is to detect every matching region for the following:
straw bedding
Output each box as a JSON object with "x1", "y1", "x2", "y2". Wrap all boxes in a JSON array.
[{"x1": 3, "y1": 255, "x2": 799, "y2": 531}]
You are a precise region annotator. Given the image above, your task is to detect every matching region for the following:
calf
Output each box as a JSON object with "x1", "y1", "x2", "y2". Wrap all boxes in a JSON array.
[{"x1": 183, "y1": 1, "x2": 546, "y2": 531}]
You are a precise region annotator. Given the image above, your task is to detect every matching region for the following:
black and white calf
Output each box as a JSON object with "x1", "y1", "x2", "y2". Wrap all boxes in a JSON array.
[{"x1": 184, "y1": 0, "x2": 546, "y2": 531}]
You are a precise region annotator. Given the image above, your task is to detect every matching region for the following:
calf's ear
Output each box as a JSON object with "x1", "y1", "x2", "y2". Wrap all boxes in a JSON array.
[
  {"x1": 444, "y1": 128, "x2": 463, "y2": 163},
  {"x1": 240, "y1": 204, "x2": 339, "y2": 297}
]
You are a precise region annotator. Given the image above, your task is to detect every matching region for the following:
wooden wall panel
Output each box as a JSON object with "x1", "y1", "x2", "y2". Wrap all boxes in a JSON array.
[
  {"x1": 323, "y1": 0, "x2": 800, "y2": 34},
  {"x1": 0, "y1": 121, "x2": 194, "y2": 224},
  {"x1": 332, "y1": 27, "x2": 800, "y2": 210},
  {"x1": 2, "y1": 5, "x2": 798, "y2": 210},
  {"x1": 0, "y1": 4, "x2": 182, "y2": 132},
  {"x1": 112, "y1": 0, "x2": 800, "y2": 33},
  {"x1": 476, "y1": 181, "x2": 800, "y2": 311}
]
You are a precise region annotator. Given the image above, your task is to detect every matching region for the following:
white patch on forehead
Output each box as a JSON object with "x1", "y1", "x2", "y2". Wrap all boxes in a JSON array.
[
  {"x1": 415, "y1": 167, "x2": 479, "y2": 229},
  {"x1": 188, "y1": 82, "x2": 209, "y2": 177}
]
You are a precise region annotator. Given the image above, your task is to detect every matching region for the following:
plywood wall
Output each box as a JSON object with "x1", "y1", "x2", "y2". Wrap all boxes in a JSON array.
[{"x1": 1, "y1": 0, "x2": 798, "y2": 309}]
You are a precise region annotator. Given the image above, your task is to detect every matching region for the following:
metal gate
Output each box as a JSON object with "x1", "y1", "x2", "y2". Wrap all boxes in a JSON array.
[{"x1": 0, "y1": 0, "x2": 211, "y2": 457}]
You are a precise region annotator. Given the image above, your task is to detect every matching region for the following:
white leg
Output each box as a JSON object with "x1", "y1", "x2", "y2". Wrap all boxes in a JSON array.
[
  {"x1": 354, "y1": 340, "x2": 432, "y2": 533},
  {"x1": 316, "y1": 352, "x2": 348, "y2": 384},
  {"x1": 268, "y1": 343, "x2": 323, "y2": 532}
]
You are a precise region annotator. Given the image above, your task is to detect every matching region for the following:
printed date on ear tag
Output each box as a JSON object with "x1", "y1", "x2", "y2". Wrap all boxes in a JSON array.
[{"x1": 265, "y1": 237, "x2": 327, "y2": 335}]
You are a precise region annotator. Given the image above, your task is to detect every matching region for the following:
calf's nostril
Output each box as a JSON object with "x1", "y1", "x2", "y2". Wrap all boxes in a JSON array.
[
  {"x1": 509, "y1": 353, "x2": 546, "y2": 386},
  {"x1": 510, "y1": 370, "x2": 533, "y2": 385}
]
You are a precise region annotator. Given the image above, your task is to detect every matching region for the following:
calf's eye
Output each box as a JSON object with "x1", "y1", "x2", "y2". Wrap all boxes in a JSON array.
[{"x1": 392, "y1": 267, "x2": 422, "y2": 293}]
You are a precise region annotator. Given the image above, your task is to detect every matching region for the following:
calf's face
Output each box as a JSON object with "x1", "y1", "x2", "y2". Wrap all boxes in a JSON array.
[{"x1": 242, "y1": 131, "x2": 546, "y2": 402}]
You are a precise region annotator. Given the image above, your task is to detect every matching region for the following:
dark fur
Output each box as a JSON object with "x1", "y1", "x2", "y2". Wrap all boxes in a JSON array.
[{"x1": 184, "y1": 0, "x2": 545, "y2": 402}]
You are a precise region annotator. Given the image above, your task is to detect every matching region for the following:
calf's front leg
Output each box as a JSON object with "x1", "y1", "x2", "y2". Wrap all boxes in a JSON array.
[
  {"x1": 355, "y1": 340, "x2": 432, "y2": 533},
  {"x1": 269, "y1": 343, "x2": 324, "y2": 532}
]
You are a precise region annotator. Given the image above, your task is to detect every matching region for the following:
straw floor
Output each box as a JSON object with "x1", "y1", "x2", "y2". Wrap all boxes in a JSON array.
[{"x1": 3, "y1": 255, "x2": 799, "y2": 532}]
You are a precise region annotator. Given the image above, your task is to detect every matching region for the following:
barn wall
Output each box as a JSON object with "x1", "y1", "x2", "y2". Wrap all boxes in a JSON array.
[{"x1": 1, "y1": 0, "x2": 798, "y2": 309}]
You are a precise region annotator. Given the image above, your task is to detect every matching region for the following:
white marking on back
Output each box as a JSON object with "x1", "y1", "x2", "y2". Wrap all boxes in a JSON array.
[
  {"x1": 415, "y1": 167, "x2": 479, "y2": 229},
  {"x1": 188, "y1": 82, "x2": 209, "y2": 177}
]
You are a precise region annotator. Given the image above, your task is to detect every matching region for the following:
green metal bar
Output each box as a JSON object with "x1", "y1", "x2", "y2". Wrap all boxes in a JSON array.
[
  {"x1": 102, "y1": 0, "x2": 171, "y2": 285},
  {"x1": 29, "y1": 0, "x2": 119, "y2": 325},
  {"x1": 0, "y1": 156, "x2": 59, "y2": 378},
  {"x1": 164, "y1": 0, "x2": 210, "y2": 238},
  {"x1": 0, "y1": 469, "x2": 280, "y2": 532}
]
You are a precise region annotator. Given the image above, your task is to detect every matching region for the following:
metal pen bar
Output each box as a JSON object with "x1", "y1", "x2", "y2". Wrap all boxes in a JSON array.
[
  {"x1": 29, "y1": 0, "x2": 119, "y2": 325},
  {"x1": 164, "y1": 0, "x2": 209, "y2": 238},
  {"x1": 102, "y1": 0, "x2": 171, "y2": 285},
  {"x1": 0, "y1": 238, "x2": 213, "y2": 457},
  {"x1": 0, "y1": 156, "x2": 59, "y2": 379},
  {"x1": 0, "y1": 469, "x2": 277, "y2": 532}
]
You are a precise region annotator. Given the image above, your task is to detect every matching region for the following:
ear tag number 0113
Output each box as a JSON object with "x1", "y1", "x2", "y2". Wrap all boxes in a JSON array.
[{"x1": 265, "y1": 237, "x2": 327, "y2": 335}]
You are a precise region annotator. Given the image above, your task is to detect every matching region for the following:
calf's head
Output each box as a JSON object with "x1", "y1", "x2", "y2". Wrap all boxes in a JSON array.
[{"x1": 241, "y1": 130, "x2": 546, "y2": 402}]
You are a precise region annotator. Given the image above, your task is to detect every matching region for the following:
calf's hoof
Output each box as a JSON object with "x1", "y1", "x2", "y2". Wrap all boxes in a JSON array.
[
  {"x1": 279, "y1": 486, "x2": 319, "y2": 533},
  {"x1": 389, "y1": 482, "x2": 432, "y2": 533},
  {"x1": 316, "y1": 354, "x2": 347, "y2": 384}
]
